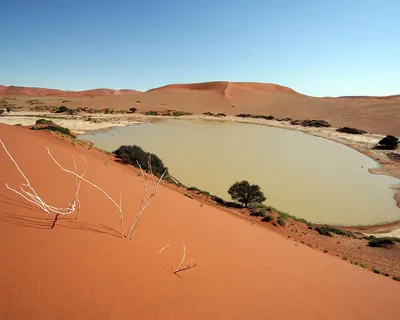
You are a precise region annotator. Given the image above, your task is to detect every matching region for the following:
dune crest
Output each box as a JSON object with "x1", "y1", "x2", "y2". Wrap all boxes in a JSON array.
[
  {"x1": 147, "y1": 81, "x2": 298, "y2": 98},
  {"x1": 0, "y1": 85, "x2": 139, "y2": 97}
]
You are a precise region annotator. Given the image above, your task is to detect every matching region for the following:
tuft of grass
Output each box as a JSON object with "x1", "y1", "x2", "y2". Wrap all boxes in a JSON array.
[
  {"x1": 261, "y1": 214, "x2": 274, "y2": 222},
  {"x1": 31, "y1": 124, "x2": 75, "y2": 139},
  {"x1": 183, "y1": 193, "x2": 193, "y2": 199},
  {"x1": 314, "y1": 225, "x2": 355, "y2": 238},
  {"x1": 323, "y1": 248, "x2": 329, "y2": 253},
  {"x1": 384, "y1": 273, "x2": 390, "y2": 277},
  {"x1": 277, "y1": 215, "x2": 287, "y2": 227},
  {"x1": 343, "y1": 256, "x2": 348, "y2": 261},
  {"x1": 187, "y1": 186, "x2": 211, "y2": 197},
  {"x1": 359, "y1": 263, "x2": 365, "y2": 268},
  {"x1": 373, "y1": 269, "x2": 381, "y2": 274}
]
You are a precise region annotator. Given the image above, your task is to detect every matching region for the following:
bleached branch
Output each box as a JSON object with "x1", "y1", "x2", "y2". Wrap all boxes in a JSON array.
[
  {"x1": 46, "y1": 148, "x2": 125, "y2": 237},
  {"x1": 173, "y1": 243, "x2": 196, "y2": 274},
  {"x1": 126, "y1": 156, "x2": 166, "y2": 240},
  {"x1": 156, "y1": 244, "x2": 170, "y2": 255},
  {"x1": 1, "y1": 139, "x2": 84, "y2": 216}
]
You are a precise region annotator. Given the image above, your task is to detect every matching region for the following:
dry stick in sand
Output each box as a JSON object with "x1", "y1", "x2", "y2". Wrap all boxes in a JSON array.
[
  {"x1": 126, "y1": 156, "x2": 166, "y2": 240},
  {"x1": 46, "y1": 148, "x2": 125, "y2": 237},
  {"x1": 173, "y1": 243, "x2": 197, "y2": 275},
  {"x1": 156, "y1": 244, "x2": 170, "y2": 255},
  {"x1": 0, "y1": 139, "x2": 86, "y2": 217}
]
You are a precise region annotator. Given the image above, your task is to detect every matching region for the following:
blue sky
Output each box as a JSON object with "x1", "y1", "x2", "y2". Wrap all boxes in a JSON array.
[{"x1": 1, "y1": 0, "x2": 399, "y2": 96}]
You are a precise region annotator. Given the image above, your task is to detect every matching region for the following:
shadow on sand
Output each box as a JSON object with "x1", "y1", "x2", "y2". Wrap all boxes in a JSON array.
[{"x1": 0, "y1": 195, "x2": 121, "y2": 238}]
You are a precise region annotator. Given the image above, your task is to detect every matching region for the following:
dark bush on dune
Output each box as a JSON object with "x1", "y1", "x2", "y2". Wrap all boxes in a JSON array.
[
  {"x1": 31, "y1": 124, "x2": 74, "y2": 138},
  {"x1": 35, "y1": 119, "x2": 54, "y2": 125},
  {"x1": 368, "y1": 236, "x2": 397, "y2": 247},
  {"x1": 375, "y1": 135, "x2": 399, "y2": 150},
  {"x1": 114, "y1": 145, "x2": 168, "y2": 177},
  {"x1": 254, "y1": 115, "x2": 275, "y2": 120},
  {"x1": 336, "y1": 127, "x2": 367, "y2": 134},
  {"x1": 301, "y1": 119, "x2": 331, "y2": 128},
  {"x1": 55, "y1": 106, "x2": 70, "y2": 113}
]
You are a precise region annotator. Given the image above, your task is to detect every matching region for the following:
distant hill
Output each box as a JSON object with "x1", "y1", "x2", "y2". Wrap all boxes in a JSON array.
[
  {"x1": 1, "y1": 81, "x2": 399, "y2": 135},
  {"x1": 0, "y1": 85, "x2": 140, "y2": 97}
]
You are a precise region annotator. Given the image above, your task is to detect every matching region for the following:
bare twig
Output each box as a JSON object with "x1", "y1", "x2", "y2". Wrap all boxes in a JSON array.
[
  {"x1": 126, "y1": 157, "x2": 166, "y2": 240},
  {"x1": 156, "y1": 244, "x2": 170, "y2": 255},
  {"x1": 173, "y1": 243, "x2": 196, "y2": 274},
  {"x1": 46, "y1": 148, "x2": 125, "y2": 237},
  {"x1": 0, "y1": 139, "x2": 84, "y2": 216}
]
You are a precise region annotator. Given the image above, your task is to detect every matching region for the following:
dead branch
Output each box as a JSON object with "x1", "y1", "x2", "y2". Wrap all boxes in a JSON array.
[
  {"x1": 126, "y1": 156, "x2": 166, "y2": 240},
  {"x1": 173, "y1": 243, "x2": 196, "y2": 275},
  {"x1": 156, "y1": 244, "x2": 170, "y2": 254},
  {"x1": 0, "y1": 139, "x2": 86, "y2": 216},
  {"x1": 46, "y1": 148, "x2": 125, "y2": 237}
]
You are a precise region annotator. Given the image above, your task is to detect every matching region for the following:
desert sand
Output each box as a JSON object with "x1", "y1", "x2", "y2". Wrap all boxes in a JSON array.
[
  {"x1": 0, "y1": 124, "x2": 399, "y2": 320},
  {"x1": 1, "y1": 81, "x2": 400, "y2": 136}
]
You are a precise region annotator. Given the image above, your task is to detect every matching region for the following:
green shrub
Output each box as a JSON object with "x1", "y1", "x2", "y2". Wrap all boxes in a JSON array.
[
  {"x1": 314, "y1": 225, "x2": 354, "y2": 238},
  {"x1": 145, "y1": 110, "x2": 158, "y2": 115},
  {"x1": 250, "y1": 210, "x2": 266, "y2": 217},
  {"x1": 277, "y1": 215, "x2": 287, "y2": 226},
  {"x1": 393, "y1": 276, "x2": 400, "y2": 281},
  {"x1": 35, "y1": 119, "x2": 54, "y2": 125},
  {"x1": 172, "y1": 111, "x2": 192, "y2": 117},
  {"x1": 55, "y1": 106, "x2": 70, "y2": 113},
  {"x1": 301, "y1": 119, "x2": 331, "y2": 127},
  {"x1": 31, "y1": 125, "x2": 74, "y2": 138},
  {"x1": 261, "y1": 214, "x2": 274, "y2": 222},
  {"x1": 336, "y1": 127, "x2": 367, "y2": 134},
  {"x1": 0, "y1": 109, "x2": 4, "y2": 115},
  {"x1": 114, "y1": 145, "x2": 168, "y2": 177},
  {"x1": 368, "y1": 237, "x2": 396, "y2": 247},
  {"x1": 373, "y1": 269, "x2": 381, "y2": 274},
  {"x1": 129, "y1": 107, "x2": 137, "y2": 113},
  {"x1": 187, "y1": 186, "x2": 211, "y2": 196},
  {"x1": 315, "y1": 226, "x2": 333, "y2": 237}
]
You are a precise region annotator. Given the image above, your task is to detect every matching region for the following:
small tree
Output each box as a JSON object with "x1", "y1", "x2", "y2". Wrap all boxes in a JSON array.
[
  {"x1": 228, "y1": 180, "x2": 266, "y2": 207},
  {"x1": 377, "y1": 135, "x2": 398, "y2": 150}
]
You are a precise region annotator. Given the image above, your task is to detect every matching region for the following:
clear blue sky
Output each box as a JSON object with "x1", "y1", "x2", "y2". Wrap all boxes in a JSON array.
[{"x1": 1, "y1": 0, "x2": 399, "y2": 96}]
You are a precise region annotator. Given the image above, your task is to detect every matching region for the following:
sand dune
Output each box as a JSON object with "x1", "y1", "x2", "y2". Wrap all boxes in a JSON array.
[
  {"x1": 0, "y1": 85, "x2": 139, "y2": 97},
  {"x1": 0, "y1": 124, "x2": 399, "y2": 319},
  {"x1": 147, "y1": 81, "x2": 298, "y2": 98},
  {"x1": 1, "y1": 82, "x2": 400, "y2": 135}
]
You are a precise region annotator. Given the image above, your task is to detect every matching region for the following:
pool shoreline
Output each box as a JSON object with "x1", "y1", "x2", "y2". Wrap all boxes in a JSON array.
[{"x1": 2, "y1": 111, "x2": 400, "y2": 233}]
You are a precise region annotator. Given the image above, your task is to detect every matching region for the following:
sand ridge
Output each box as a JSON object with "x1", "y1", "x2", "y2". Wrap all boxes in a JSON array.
[
  {"x1": 0, "y1": 85, "x2": 139, "y2": 97},
  {"x1": 2, "y1": 81, "x2": 399, "y2": 136}
]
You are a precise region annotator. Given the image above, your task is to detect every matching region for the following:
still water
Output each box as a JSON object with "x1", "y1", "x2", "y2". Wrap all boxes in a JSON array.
[{"x1": 79, "y1": 119, "x2": 400, "y2": 226}]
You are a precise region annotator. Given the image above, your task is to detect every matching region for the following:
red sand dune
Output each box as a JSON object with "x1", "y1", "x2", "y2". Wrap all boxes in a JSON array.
[
  {"x1": 148, "y1": 81, "x2": 298, "y2": 98},
  {"x1": 2, "y1": 82, "x2": 400, "y2": 135},
  {"x1": 0, "y1": 124, "x2": 399, "y2": 320},
  {"x1": 0, "y1": 85, "x2": 139, "y2": 97}
]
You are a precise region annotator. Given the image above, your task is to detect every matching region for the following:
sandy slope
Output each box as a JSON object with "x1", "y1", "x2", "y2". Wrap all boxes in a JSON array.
[
  {"x1": 0, "y1": 85, "x2": 139, "y2": 97},
  {"x1": 0, "y1": 124, "x2": 399, "y2": 320},
  {"x1": 2, "y1": 81, "x2": 400, "y2": 135}
]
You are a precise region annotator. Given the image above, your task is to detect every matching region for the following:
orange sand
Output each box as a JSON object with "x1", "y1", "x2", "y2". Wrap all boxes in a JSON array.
[
  {"x1": 0, "y1": 124, "x2": 399, "y2": 319},
  {"x1": 2, "y1": 82, "x2": 400, "y2": 135}
]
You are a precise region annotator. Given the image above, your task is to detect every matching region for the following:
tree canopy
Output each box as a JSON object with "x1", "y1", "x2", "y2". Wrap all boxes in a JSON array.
[{"x1": 228, "y1": 180, "x2": 266, "y2": 207}]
